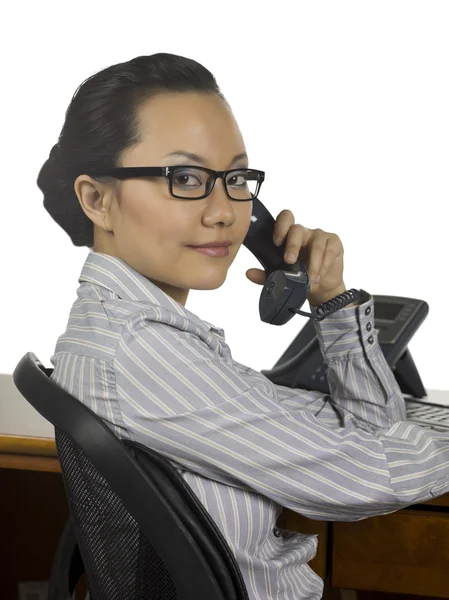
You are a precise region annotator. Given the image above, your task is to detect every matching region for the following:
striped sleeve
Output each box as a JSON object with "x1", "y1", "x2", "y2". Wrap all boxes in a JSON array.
[
  {"x1": 259, "y1": 295, "x2": 407, "y2": 431},
  {"x1": 113, "y1": 305, "x2": 449, "y2": 522},
  {"x1": 313, "y1": 295, "x2": 408, "y2": 428}
]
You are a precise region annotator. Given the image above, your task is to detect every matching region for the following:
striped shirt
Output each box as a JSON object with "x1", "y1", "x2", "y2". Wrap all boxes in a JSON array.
[{"x1": 50, "y1": 250, "x2": 449, "y2": 600}]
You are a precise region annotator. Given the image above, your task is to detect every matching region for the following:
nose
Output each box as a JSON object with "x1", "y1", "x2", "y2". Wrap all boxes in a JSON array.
[
  {"x1": 203, "y1": 176, "x2": 236, "y2": 225},
  {"x1": 205, "y1": 173, "x2": 231, "y2": 201}
]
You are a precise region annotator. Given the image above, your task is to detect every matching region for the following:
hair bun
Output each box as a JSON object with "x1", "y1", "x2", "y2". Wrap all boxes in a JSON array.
[
  {"x1": 39, "y1": 143, "x2": 92, "y2": 248},
  {"x1": 37, "y1": 143, "x2": 62, "y2": 193},
  {"x1": 49, "y1": 143, "x2": 61, "y2": 165}
]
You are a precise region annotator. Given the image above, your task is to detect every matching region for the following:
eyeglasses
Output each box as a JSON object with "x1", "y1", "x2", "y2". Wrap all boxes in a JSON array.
[{"x1": 85, "y1": 166, "x2": 265, "y2": 201}]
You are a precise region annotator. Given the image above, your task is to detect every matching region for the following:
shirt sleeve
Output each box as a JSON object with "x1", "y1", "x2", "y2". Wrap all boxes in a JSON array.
[
  {"x1": 273, "y1": 295, "x2": 408, "y2": 430},
  {"x1": 114, "y1": 305, "x2": 449, "y2": 522}
]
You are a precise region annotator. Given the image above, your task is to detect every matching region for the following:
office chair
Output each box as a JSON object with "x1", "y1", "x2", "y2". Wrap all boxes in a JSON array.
[{"x1": 13, "y1": 352, "x2": 249, "y2": 600}]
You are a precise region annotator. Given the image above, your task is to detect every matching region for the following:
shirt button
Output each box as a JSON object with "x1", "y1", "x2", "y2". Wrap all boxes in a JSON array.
[
  {"x1": 365, "y1": 307, "x2": 371, "y2": 316},
  {"x1": 366, "y1": 322, "x2": 372, "y2": 332},
  {"x1": 368, "y1": 335, "x2": 374, "y2": 344},
  {"x1": 273, "y1": 528, "x2": 282, "y2": 537}
]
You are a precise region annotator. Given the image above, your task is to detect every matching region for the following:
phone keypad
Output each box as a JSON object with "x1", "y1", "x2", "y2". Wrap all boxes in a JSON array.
[{"x1": 405, "y1": 401, "x2": 449, "y2": 432}]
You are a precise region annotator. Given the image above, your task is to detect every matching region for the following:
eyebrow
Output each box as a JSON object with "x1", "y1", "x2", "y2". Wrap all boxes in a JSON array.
[{"x1": 164, "y1": 150, "x2": 249, "y2": 168}]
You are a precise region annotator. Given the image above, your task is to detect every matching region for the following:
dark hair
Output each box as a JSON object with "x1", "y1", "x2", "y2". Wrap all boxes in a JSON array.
[{"x1": 37, "y1": 53, "x2": 226, "y2": 248}]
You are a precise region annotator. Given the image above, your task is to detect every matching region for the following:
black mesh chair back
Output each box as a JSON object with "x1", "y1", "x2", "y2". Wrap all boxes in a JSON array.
[{"x1": 13, "y1": 352, "x2": 249, "y2": 600}]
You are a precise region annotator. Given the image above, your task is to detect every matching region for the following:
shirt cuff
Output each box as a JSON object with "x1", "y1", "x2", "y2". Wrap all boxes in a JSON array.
[{"x1": 314, "y1": 293, "x2": 377, "y2": 361}]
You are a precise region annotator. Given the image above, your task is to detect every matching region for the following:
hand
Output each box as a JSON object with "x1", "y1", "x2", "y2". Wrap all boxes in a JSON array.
[{"x1": 245, "y1": 209, "x2": 346, "y2": 306}]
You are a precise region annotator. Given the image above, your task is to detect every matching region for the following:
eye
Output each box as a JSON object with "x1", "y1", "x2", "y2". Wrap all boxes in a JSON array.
[
  {"x1": 227, "y1": 171, "x2": 249, "y2": 187},
  {"x1": 173, "y1": 169, "x2": 205, "y2": 188}
]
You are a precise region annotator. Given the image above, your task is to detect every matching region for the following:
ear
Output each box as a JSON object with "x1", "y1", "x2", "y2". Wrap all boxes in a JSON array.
[{"x1": 74, "y1": 175, "x2": 115, "y2": 233}]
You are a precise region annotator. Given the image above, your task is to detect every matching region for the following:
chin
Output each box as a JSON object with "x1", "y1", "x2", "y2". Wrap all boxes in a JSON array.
[
  {"x1": 193, "y1": 282, "x2": 225, "y2": 291},
  {"x1": 189, "y1": 272, "x2": 228, "y2": 291}
]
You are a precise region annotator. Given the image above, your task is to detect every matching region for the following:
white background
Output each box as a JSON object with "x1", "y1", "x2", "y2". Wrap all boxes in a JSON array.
[{"x1": 1, "y1": 1, "x2": 448, "y2": 390}]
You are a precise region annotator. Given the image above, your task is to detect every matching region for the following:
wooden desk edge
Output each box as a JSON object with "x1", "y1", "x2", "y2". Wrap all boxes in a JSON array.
[
  {"x1": 0, "y1": 435, "x2": 59, "y2": 472},
  {"x1": 0, "y1": 434, "x2": 56, "y2": 456},
  {"x1": 0, "y1": 453, "x2": 60, "y2": 472}
]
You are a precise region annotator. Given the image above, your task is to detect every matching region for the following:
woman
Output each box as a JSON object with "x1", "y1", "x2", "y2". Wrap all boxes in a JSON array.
[{"x1": 38, "y1": 52, "x2": 449, "y2": 600}]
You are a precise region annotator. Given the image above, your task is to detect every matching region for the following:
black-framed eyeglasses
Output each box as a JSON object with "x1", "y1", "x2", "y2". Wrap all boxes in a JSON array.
[{"x1": 86, "y1": 166, "x2": 265, "y2": 201}]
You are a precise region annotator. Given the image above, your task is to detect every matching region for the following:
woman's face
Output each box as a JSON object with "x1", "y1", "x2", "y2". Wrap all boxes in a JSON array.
[{"x1": 77, "y1": 92, "x2": 253, "y2": 306}]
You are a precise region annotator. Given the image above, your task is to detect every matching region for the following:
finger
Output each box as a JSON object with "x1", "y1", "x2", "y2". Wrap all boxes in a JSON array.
[
  {"x1": 283, "y1": 224, "x2": 311, "y2": 263},
  {"x1": 318, "y1": 235, "x2": 344, "y2": 280},
  {"x1": 306, "y1": 229, "x2": 328, "y2": 281},
  {"x1": 273, "y1": 210, "x2": 295, "y2": 246},
  {"x1": 246, "y1": 268, "x2": 267, "y2": 285}
]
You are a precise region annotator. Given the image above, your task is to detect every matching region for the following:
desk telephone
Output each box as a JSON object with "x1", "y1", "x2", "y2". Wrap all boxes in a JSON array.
[{"x1": 243, "y1": 198, "x2": 433, "y2": 410}]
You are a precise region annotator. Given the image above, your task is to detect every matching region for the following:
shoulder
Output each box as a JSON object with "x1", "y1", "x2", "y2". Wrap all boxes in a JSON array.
[{"x1": 117, "y1": 305, "x2": 223, "y2": 359}]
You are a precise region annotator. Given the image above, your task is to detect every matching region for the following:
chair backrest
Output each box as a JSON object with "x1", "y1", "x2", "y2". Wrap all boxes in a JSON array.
[{"x1": 13, "y1": 352, "x2": 249, "y2": 600}]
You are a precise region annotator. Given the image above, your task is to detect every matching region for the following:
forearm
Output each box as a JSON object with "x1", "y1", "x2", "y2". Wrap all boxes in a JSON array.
[{"x1": 314, "y1": 293, "x2": 407, "y2": 429}]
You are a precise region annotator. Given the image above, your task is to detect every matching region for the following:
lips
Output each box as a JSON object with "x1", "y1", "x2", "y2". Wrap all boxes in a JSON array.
[
  {"x1": 189, "y1": 246, "x2": 230, "y2": 257},
  {"x1": 190, "y1": 241, "x2": 232, "y2": 248}
]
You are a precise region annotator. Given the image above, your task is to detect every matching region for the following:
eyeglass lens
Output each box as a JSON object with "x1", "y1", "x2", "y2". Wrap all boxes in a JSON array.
[{"x1": 171, "y1": 167, "x2": 259, "y2": 199}]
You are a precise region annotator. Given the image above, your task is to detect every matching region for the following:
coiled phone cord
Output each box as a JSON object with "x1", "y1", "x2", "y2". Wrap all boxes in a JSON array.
[
  {"x1": 262, "y1": 288, "x2": 370, "y2": 380},
  {"x1": 292, "y1": 288, "x2": 368, "y2": 321}
]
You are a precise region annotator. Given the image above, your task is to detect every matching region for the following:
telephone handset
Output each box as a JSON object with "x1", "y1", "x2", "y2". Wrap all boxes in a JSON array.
[
  {"x1": 242, "y1": 197, "x2": 364, "y2": 325},
  {"x1": 243, "y1": 200, "x2": 430, "y2": 397}
]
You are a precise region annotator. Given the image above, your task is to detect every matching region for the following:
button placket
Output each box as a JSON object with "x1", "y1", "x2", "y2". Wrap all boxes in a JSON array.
[{"x1": 360, "y1": 302, "x2": 375, "y2": 348}]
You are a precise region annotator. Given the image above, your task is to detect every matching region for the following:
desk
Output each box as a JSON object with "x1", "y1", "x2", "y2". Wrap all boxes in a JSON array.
[{"x1": 1, "y1": 374, "x2": 449, "y2": 599}]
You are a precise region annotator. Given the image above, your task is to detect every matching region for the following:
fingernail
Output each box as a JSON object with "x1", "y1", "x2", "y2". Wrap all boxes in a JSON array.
[
  {"x1": 316, "y1": 274, "x2": 321, "y2": 284},
  {"x1": 274, "y1": 237, "x2": 283, "y2": 246},
  {"x1": 286, "y1": 253, "x2": 296, "y2": 262}
]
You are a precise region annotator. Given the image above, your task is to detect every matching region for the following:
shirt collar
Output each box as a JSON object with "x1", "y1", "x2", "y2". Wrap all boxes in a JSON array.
[{"x1": 78, "y1": 251, "x2": 223, "y2": 335}]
